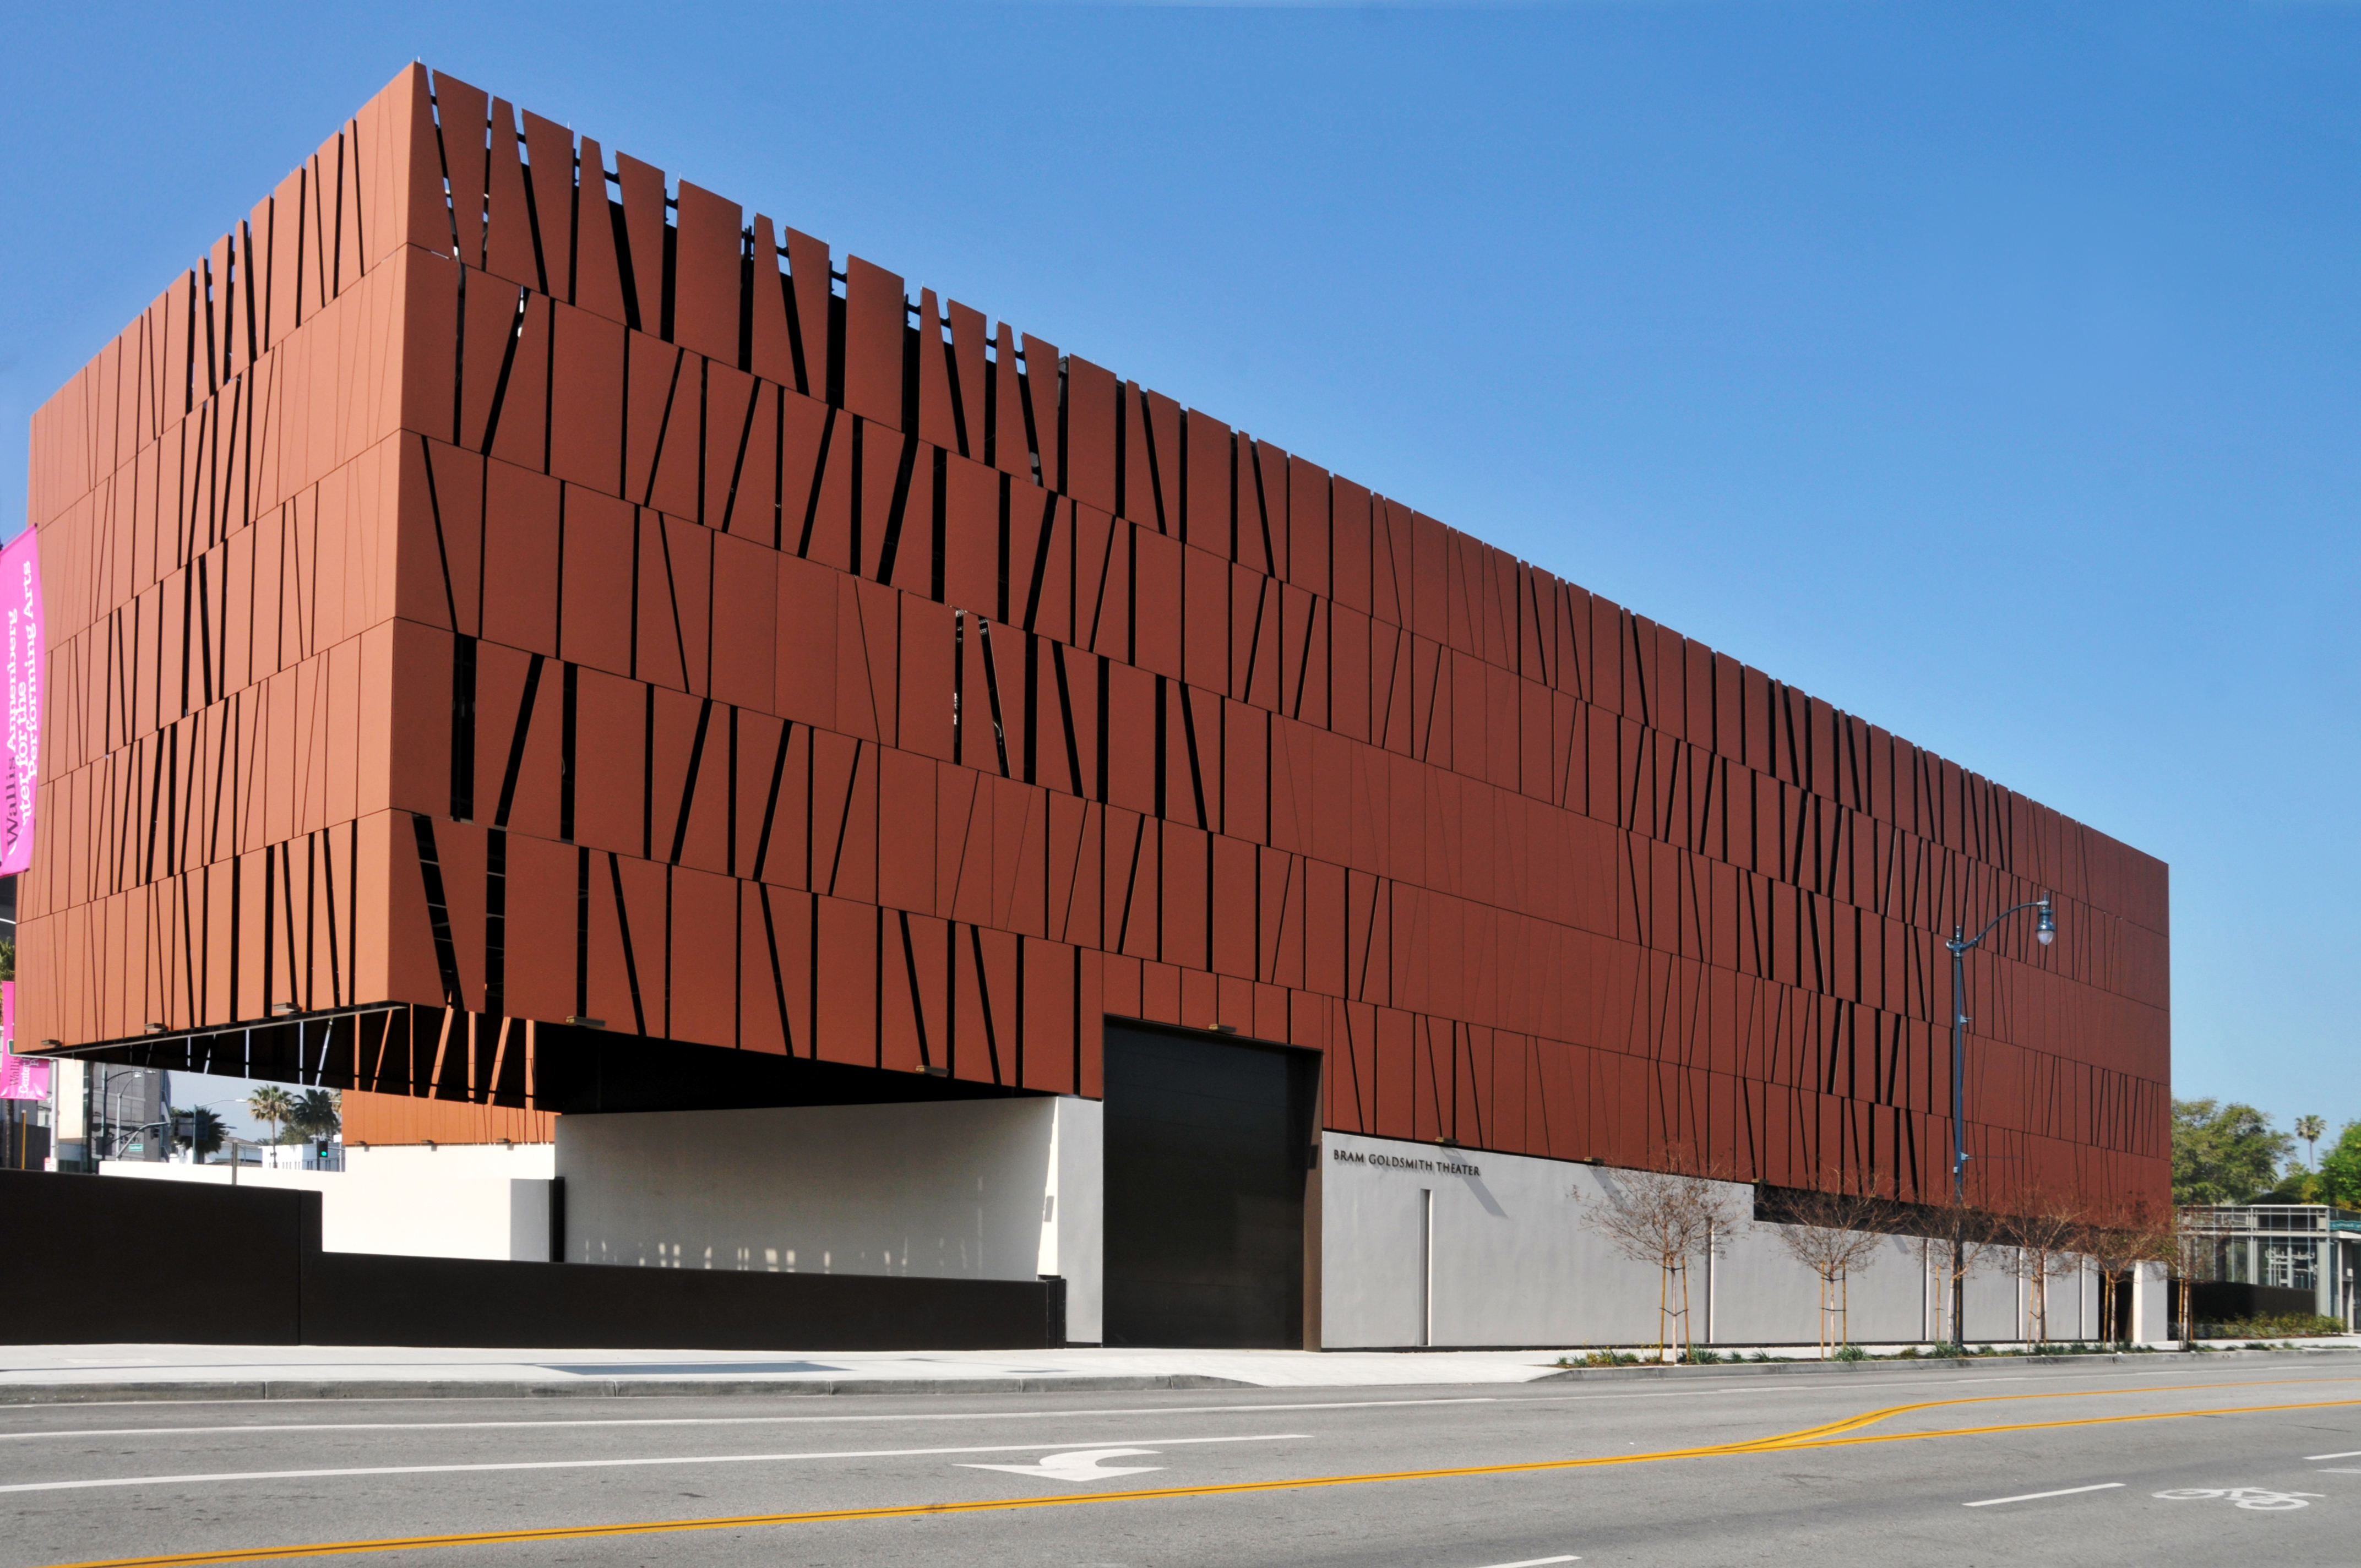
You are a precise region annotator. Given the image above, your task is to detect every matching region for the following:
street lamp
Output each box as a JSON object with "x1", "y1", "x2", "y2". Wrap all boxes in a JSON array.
[{"x1": 1945, "y1": 891, "x2": 2054, "y2": 1347}]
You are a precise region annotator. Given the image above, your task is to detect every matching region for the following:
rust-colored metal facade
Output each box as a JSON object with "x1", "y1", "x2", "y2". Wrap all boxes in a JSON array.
[{"x1": 20, "y1": 67, "x2": 2169, "y2": 1206}]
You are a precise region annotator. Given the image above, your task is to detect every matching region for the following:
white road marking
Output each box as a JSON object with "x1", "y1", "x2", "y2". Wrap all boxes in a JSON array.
[
  {"x1": 0, "y1": 1431, "x2": 1312, "y2": 1495},
  {"x1": 2155, "y1": 1487, "x2": 2321, "y2": 1510},
  {"x1": 2307, "y1": 1450, "x2": 2361, "y2": 1461},
  {"x1": 0, "y1": 1397, "x2": 1479, "y2": 1443},
  {"x1": 962, "y1": 1446, "x2": 1168, "y2": 1482},
  {"x1": 1467, "y1": 1557, "x2": 1580, "y2": 1567},
  {"x1": 2315, "y1": 1468, "x2": 2361, "y2": 1474},
  {"x1": 1964, "y1": 1482, "x2": 2124, "y2": 1507}
]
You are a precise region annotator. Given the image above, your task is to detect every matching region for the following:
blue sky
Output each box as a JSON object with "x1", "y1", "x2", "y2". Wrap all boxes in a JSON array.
[{"x1": 4, "y1": 3, "x2": 2355, "y2": 1149}]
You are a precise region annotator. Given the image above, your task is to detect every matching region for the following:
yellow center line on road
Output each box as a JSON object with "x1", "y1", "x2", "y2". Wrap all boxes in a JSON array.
[{"x1": 31, "y1": 1380, "x2": 2361, "y2": 1568}]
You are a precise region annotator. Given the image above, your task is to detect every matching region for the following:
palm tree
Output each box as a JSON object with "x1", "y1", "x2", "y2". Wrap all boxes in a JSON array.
[
  {"x1": 246, "y1": 1085, "x2": 296, "y2": 1145},
  {"x1": 176, "y1": 1107, "x2": 226, "y2": 1159},
  {"x1": 2297, "y1": 1115, "x2": 2327, "y2": 1172},
  {"x1": 289, "y1": 1089, "x2": 341, "y2": 1142}
]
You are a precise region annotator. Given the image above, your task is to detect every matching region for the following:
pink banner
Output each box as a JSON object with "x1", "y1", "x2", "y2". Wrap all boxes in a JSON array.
[
  {"x1": 0, "y1": 530, "x2": 39, "y2": 878},
  {"x1": 0, "y1": 980, "x2": 45, "y2": 1100}
]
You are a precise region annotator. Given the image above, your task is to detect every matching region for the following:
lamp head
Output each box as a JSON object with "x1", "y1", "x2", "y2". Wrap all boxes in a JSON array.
[{"x1": 2036, "y1": 896, "x2": 2055, "y2": 946}]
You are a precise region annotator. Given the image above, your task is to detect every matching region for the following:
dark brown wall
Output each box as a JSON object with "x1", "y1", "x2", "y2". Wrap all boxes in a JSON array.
[
  {"x1": 21, "y1": 65, "x2": 2170, "y2": 1212},
  {"x1": 0, "y1": 1170, "x2": 1063, "y2": 1351}
]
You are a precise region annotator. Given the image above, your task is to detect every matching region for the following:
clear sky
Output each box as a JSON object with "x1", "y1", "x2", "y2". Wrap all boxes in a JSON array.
[{"x1": 4, "y1": 3, "x2": 2354, "y2": 1146}]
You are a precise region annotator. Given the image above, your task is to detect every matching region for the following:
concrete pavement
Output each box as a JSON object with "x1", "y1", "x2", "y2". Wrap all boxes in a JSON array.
[
  {"x1": 4, "y1": 1340, "x2": 2356, "y2": 1404},
  {"x1": 2, "y1": 1358, "x2": 2358, "y2": 1566}
]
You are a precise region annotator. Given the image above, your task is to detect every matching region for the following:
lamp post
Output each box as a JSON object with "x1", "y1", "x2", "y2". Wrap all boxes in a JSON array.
[{"x1": 1945, "y1": 892, "x2": 2055, "y2": 1347}]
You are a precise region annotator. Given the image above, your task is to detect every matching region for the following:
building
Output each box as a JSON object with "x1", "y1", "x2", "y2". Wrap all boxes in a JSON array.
[
  {"x1": 16, "y1": 66, "x2": 2170, "y2": 1349},
  {"x1": 2179, "y1": 1205, "x2": 2359, "y2": 1330}
]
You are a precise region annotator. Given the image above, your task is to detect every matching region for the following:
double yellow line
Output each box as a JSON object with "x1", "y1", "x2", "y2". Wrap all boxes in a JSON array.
[{"x1": 36, "y1": 1377, "x2": 2361, "y2": 1568}]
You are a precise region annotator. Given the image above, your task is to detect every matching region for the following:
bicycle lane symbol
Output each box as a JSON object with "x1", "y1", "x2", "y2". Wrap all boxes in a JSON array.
[{"x1": 2153, "y1": 1488, "x2": 2324, "y2": 1511}]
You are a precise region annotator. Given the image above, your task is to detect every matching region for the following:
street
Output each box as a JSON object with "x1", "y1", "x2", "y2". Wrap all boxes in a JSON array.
[{"x1": 3, "y1": 1358, "x2": 2357, "y2": 1566}]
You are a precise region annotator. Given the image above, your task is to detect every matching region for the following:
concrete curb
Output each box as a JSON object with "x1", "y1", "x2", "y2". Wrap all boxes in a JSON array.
[
  {"x1": 0, "y1": 1373, "x2": 1255, "y2": 1406},
  {"x1": 1532, "y1": 1344, "x2": 2361, "y2": 1382}
]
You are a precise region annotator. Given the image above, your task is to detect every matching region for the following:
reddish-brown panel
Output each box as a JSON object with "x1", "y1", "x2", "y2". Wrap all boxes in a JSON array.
[
  {"x1": 559, "y1": 487, "x2": 635, "y2": 676},
  {"x1": 748, "y1": 217, "x2": 795, "y2": 390},
  {"x1": 522, "y1": 112, "x2": 577, "y2": 302},
  {"x1": 672, "y1": 181, "x2": 742, "y2": 367},
  {"x1": 1022, "y1": 336, "x2": 1062, "y2": 497},
  {"x1": 669, "y1": 866, "x2": 738, "y2": 1048},
  {"x1": 1175, "y1": 411, "x2": 1228, "y2": 560},
  {"x1": 775, "y1": 552, "x2": 839, "y2": 729},
  {"x1": 814, "y1": 895, "x2": 878, "y2": 1065},
  {"x1": 549, "y1": 303, "x2": 625, "y2": 495},
  {"x1": 1065, "y1": 357, "x2": 1118, "y2": 515},
  {"x1": 570, "y1": 668, "x2": 646, "y2": 856},
  {"x1": 784, "y1": 228, "x2": 831, "y2": 400},
  {"x1": 572, "y1": 138, "x2": 629, "y2": 326},
  {"x1": 481, "y1": 460, "x2": 559, "y2": 657},
  {"x1": 614, "y1": 153, "x2": 667, "y2": 338},
  {"x1": 484, "y1": 99, "x2": 538, "y2": 291},
  {"x1": 710, "y1": 531, "x2": 777, "y2": 712},
  {"x1": 942, "y1": 451, "x2": 997, "y2": 615},
  {"x1": 686, "y1": 358, "x2": 747, "y2": 526},
  {"x1": 504, "y1": 832, "x2": 575, "y2": 1022},
  {"x1": 843, "y1": 257, "x2": 905, "y2": 431},
  {"x1": 433, "y1": 73, "x2": 491, "y2": 270},
  {"x1": 1139, "y1": 390, "x2": 1181, "y2": 535},
  {"x1": 915, "y1": 290, "x2": 959, "y2": 456},
  {"x1": 1133, "y1": 527, "x2": 1183, "y2": 681}
]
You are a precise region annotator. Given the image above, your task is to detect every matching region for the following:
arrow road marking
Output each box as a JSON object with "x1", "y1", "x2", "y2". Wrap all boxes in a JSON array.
[
  {"x1": 964, "y1": 1448, "x2": 1166, "y2": 1483},
  {"x1": 959, "y1": 1432, "x2": 1309, "y2": 1485}
]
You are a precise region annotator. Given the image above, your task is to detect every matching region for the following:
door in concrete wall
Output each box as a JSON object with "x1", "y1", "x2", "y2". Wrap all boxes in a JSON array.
[{"x1": 1102, "y1": 1023, "x2": 1318, "y2": 1348}]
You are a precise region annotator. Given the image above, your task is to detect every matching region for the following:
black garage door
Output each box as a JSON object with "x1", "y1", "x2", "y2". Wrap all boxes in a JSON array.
[{"x1": 1102, "y1": 1022, "x2": 1319, "y2": 1348}]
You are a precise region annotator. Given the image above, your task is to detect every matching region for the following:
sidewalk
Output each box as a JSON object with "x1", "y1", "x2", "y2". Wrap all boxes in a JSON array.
[
  {"x1": 4, "y1": 1340, "x2": 2355, "y2": 1403},
  {"x1": 0, "y1": 1343, "x2": 1575, "y2": 1401}
]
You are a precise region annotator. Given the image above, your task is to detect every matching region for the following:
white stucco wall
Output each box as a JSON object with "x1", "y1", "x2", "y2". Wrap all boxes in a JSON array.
[
  {"x1": 554, "y1": 1096, "x2": 1103, "y2": 1342},
  {"x1": 99, "y1": 1143, "x2": 553, "y2": 1261}
]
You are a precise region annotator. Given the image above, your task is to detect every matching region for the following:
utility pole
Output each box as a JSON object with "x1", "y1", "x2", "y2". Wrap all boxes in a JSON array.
[{"x1": 1947, "y1": 893, "x2": 2054, "y2": 1347}]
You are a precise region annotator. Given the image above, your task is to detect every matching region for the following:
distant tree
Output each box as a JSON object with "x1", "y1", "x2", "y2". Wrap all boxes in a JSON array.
[
  {"x1": 2295, "y1": 1115, "x2": 2328, "y2": 1172},
  {"x1": 1766, "y1": 1172, "x2": 1891, "y2": 1355},
  {"x1": 1584, "y1": 1147, "x2": 1747, "y2": 1363},
  {"x1": 288, "y1": 1089, "x2": 341, "y2": 1142},
  {"x1": 246, "y1": 1085, "x2": 297, "y2": 1145},
  {"x1": 175, "y1": 1107, "x2": 226, "y2": 1159},
  {"x1": 2318, "y1": 1121, "x2": 2361, "y2": 1211},
  {"x1": 0, "y1": 938, "x2": 14, "y2": 983},
  {"x1": 2171, "y1": 1099, "x2": 2292, "y2": 1206}
]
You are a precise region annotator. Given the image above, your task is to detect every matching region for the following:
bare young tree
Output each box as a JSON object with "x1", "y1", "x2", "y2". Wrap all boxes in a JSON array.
[
  {"x1": 1584, "y1": 1148, "x2": 1749, "y2": 1363},
  {"x1": 1996, "y1": 1188, "x2": 2087, "y2": 1345},
  {"x1": 1766, "y1": 1174, "x2": 1892, "y2": 1357},
  {"x1": 2167, "y1": 1209, "x2": 2213, "y2": 1343},
  {"x1": 2079, "y1": 1196, "x2": 2167, "y2": 1346},
  {"x1": 1922, "y1": 1186, "x2": 1994, "y2": 1350}
]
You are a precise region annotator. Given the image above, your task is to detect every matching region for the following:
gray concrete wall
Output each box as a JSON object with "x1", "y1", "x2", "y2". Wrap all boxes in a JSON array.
[
  {"x1": 1319, "y1": 1130, "x2": 2123, "y2": 1350},
  {"x1": 554, "y1": 1096, "x2": 1103, "y2": 1342}
]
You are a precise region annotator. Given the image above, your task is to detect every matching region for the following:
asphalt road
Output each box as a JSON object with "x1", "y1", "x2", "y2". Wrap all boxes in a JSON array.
[{"x1": 4, "y1": 1358, "x2": 2358, "y2": 1567}]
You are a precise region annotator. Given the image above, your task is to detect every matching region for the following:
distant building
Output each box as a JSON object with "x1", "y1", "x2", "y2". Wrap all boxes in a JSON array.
[{"x1": 2179, "y1": 1204, "x2": 2359, "y2": 1328}]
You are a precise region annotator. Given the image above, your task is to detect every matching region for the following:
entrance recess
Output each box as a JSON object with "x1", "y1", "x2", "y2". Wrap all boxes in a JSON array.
[{"x1": 1101, "y1": 1022, "x2": 1319, "y2": 1348}]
